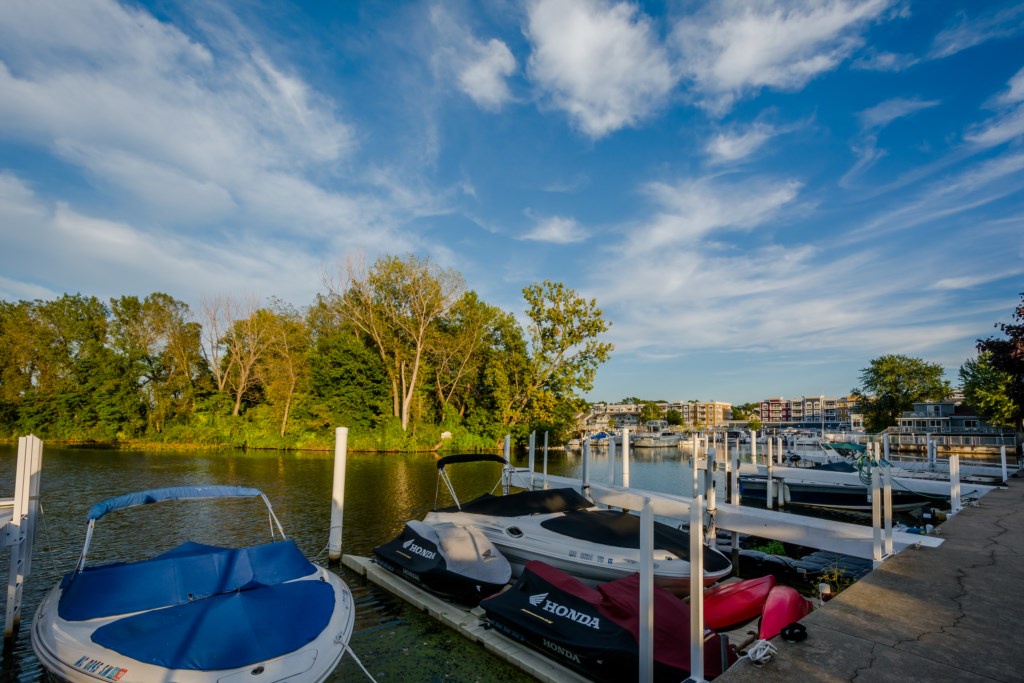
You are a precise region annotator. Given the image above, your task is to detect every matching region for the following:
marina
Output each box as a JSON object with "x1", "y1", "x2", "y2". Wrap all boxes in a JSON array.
[{"x1": 0, "y1": 432, "x2": 1019, "y2": 682}]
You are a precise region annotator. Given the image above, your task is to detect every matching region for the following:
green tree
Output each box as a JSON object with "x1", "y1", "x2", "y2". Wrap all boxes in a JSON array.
[
  {"x1": 976, "y1": 292, "x2": 1024, "y2": 443},
  {"x1": 747, "y1": 417, "x2": 763, "y2": 432},
  {"x1": 665, "y1": 409, "x2": 683, "y2": 426},
  {"x1": 427, "y1": 291, "x2": 500, "y2": 420},
  {"x1": 256, "y1": 300, "x2": 311, "y2": 437},
  {"x1": 851, "y1": 354, "x2": 951, "y2": 432},
  {"x1": 959, "y1": 352, "x2": 1015, "y2": 429},
  {"x1": 731, "y1": 402, "x2": 760, "y2": 420},
  {"x1": 640, "y1": 401, "x2": 662, "y2": 424},
  {"x1": 330, "y1": 255, "x2": 464, "y2": 431}
]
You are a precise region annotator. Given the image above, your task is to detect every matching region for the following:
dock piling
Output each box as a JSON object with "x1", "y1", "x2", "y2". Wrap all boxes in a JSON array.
[
  {"x1": 328, "y1": 427, "x2": 347, "y2": 564},
  {"x1": 950, "y1": 454, "x2": 961, "y2": 514},
  {"x1": 622, "y1": 428, "x2": 631, "y2": 488},
  {"x1": 543, "y1": 432, "x2": 549, "y2": 489}
]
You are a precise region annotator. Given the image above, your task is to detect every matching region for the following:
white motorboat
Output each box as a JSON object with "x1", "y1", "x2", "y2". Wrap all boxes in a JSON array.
[
  {"x1": 31, "y1": 486, "x2": 355, "y2": 683},
  {"x1": 421, "y1": 455, "x2": 732, "y2": 594}
]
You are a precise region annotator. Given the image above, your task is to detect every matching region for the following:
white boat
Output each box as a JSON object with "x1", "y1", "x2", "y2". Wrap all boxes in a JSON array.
[
  {"x1": 421, "y1": 455, "x2": 732, "y2": 594},
  {"x1": 31, "y1": 486, "x2": 355, "y2": 683}
]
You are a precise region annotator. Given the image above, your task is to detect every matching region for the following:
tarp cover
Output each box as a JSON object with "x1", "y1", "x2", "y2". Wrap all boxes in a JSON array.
[
  {"x1": 59, "y1": 540, "x2": 316, "y2": 621},
  {"x1": 373, "y1": 521, "x2": 510, "y2": 605},
  {"x1": 481, "y1": 560, "x2": 734, "y2": 682},
  {"x1": 439, "y1": 488, "x2": 593, "y2": 517},
  {"x1": 87, "y1": 486, "x2": 262, "y2": 521},
  {"x1": 90, "y1": 579, "x2": 335, "y2": 671}
]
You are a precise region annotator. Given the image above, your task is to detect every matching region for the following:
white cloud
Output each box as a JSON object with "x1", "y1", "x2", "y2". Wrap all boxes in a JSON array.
[
  {"x1": 457, "y1": 38, "x2": 517, "y2": 110},
  {"x1": 999, "y1": 66, "x2": 1024, "y2": 105},
  {"x1": 705, "y1": 123, "x2": 777, "y2": 163},
  {"x1": 525, "y1": 0, "x2": 675, "y2": 138},
  {"x1": 851, "y1": 49, "x2": 918, "y2": 71},
  {"x1": 672, "y1": 0, "x2": 892, "y2": 114},
  {"x1": 634, "y1": 175, "x2": 802, "y2": 250},
  {"x1": 928, "y1": 4, "x2": 1024, "y2": 60},
  {"x1": 857, "y1": 97, "x2": 940, "y2": 129},
  {"x1": 522, "y1": 215, "x2": 588, "y2": 243},
  {"x1": 933, "y1": 270, "x2": 1024, "y2": 291},
  {"x1": 965, "y1": 67, "x2": 1024, "y2": 148}
]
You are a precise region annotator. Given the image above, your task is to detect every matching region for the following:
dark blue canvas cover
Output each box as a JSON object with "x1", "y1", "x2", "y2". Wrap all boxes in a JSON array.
[
  {"x1": 90, "y1": 580, "x2": 336, "y2": 670},
  {"x1": 58, "y1": 540, "x2": 316, "y2": 621}
]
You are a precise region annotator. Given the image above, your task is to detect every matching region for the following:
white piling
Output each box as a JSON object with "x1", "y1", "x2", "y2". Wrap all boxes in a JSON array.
[
  {"x1": 766, "y1": 442, "x2": 774, "y2": 510},
  {"x1": 582, "y1": 438, "x2": 591, "y2": 492},
  {"x1": 502, "y1": 435, "x2": 512, "y2": 494},
  {"x1": 767, "y1": 438, "x2": 773, "y2": 465},
  {"x1": 883, "y1": 460, "x2": 893, "y2": 556},
  {"x1": 706, "y1": 447, "x2": 717, "y2": 542},
  {"x1": 528, "y1": 432, "x2": 536, "y2": 490},
  {"x1": 609, "y1": 436, "x2": 617, "y2": 486},
  {"x1": 777, "y1": 436, "x2": 784, "y2": 464},
  {"x1": 883, "y1": 432, "x2": 890, "y2": 461},
  {"x1": 639, "y1": 499, "x2": 654, "y2": 683},
  {"x1": 730, "y1": 445, "x2": 740, "y2": 563},
  {"x1": 950, "y1": 454, "x2": 961, "y2": 514},
  {"x1": 871, "y1": 455, "x2": 882, "y2": 564},
  {"x1": 622, "y1": 428, "x2": 631, "y2": 488},
  {"x1": 1001, "y1": 446, "x2": 1008, "y2": 484},
  {"x1": 543, "y1": 432, "x2": 549, "y2": 489},
  {"x1": 5, "y1": 435, "x2": 43, "y2": 640},
  {"x1": 750, "y1": 429, "x2": 757, "y2": 462},
  {"x1": 328, "y1": 427, "x2": 348, "y2": 564},
  {"x1": 689, "y1": 463, "x2": 706, "y2": 683}
]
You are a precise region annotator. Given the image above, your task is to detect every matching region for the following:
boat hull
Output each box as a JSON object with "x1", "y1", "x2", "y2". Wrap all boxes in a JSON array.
[
  {"x1": 31, "y1": 566, "x2": 354, "y2": 683},
  {"x1": 739, "y1": 475, "x2": 932, "y2": 512}
]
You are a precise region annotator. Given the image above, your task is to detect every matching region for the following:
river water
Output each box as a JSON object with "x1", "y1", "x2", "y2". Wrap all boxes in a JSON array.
[{"x1": 0, "y1": 442, "x2": 725, "y2": 683}]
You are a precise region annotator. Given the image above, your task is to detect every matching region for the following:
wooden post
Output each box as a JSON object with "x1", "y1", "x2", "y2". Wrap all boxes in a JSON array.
[{"x1": 328, "y1": 427, "x2": 348, "y2": 564}]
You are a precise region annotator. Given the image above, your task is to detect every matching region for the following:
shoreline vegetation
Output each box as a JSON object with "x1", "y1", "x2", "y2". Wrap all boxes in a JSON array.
[{"x1": 0, "y1": 256, "x2": 613, "y2": 455}]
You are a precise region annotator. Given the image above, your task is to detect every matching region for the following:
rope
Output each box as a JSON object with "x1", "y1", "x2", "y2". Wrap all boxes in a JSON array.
[
  {"x1": 38, "y1": 501, "x2": 61, "y2": 574},
  {"x1": 739, "y1": 639, "x2": 778, "y2": 665},
  {"x1": 342, "y1": 641, "x2": 380, "y2": 683}
]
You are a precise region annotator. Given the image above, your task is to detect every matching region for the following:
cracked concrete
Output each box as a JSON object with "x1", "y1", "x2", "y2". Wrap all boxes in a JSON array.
[{"x1": 717, "y1": 477, "x2": 1024, "y2": 682}]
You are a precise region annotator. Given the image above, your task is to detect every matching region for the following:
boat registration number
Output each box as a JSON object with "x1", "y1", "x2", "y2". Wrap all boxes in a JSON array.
[{"x1": 73, "y1": 656, "x2": 127, "y2": 681}]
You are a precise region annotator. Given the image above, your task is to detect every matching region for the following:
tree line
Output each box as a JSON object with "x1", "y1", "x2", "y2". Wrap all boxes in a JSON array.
[{"x1": 0, "y1": 255, "x2": 614, "y2": 451}]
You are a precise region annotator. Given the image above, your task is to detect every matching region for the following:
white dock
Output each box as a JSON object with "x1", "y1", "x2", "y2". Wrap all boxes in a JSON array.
[
  {"x1": 341, "y1": 555, "x2": 589, "y2": 683},
  {"x1": 3, "y1": 435, "x2": 43, "y2": 641}
]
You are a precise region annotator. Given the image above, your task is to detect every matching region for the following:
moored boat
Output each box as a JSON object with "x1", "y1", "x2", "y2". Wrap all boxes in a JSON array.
[
  {"x1": 31, "y1": 486, "x2": 355, "y2": 683},
  {"x1": 422, "y1": 454, "x2": 733, "y2": 593}
]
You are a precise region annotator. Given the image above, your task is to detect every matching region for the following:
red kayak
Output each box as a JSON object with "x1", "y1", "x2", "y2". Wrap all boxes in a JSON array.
[
  {"x1": 758, "y1": 585, "x2": 813, "y2": 640},
  {"x1": 703, "y1": 576, "x2": 776, "y2": 631}
]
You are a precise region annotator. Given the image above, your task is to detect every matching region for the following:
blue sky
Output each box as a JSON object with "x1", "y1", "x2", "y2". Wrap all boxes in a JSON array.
[{"x1": 1, "y1": 1, "x2": 1022, "y2": 405}]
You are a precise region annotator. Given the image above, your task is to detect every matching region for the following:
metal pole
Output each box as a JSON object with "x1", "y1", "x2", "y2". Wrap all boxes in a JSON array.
[
  {"x1": 639, "y1": 499, "x2": 654, "y2": 683},
  {"x1": 730, "y1": 444, "x2": 740, "y2": 570},
  {"x1": 582, "y1": 438, "x2": 591, "y2": 492},
  {"x1": 622, "y1": 427, "x2": 631, "y2": 488},
  {"x1": 766, "y1": 438, "x2": 774, "y2": 510},
  {"x1": 750, "y1": 429, "x2": 757, "y2": 462},
  {"x1": 883, "y1": 460, "x2": 893, "y2": 556},
  {"x1": 883, "y1": 432, "x2": 890, "y2": 461},
  {"x1": 328, "y1": 427, "x2": 348, "y2": 564},
  {"x1": 1001, "y1": 445, "x2": 1008, "y2": 483},
  {"x1": 706, "y1": 447, "x2": 717, "y2": 543}
]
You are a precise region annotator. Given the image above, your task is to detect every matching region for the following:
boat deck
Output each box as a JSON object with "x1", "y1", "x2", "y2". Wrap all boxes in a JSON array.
[{"x1": 717, "y1": 476, "x2": 1024, "y2": 682}]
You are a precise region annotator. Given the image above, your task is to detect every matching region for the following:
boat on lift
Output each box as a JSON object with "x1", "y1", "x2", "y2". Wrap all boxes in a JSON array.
[
  {"x1": 31, "y1": 486, "x2": 355, "y2": 683},
  {"x1": 421, "y1": 454, "x2": 732, "y2": 594}
]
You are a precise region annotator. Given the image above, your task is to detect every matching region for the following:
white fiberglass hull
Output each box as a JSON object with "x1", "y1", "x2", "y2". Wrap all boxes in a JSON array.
[
  {"x1": 31, "y1": 567, "x2": 354, "y2": 683},
  {"x1": 422, "y1": 508, "x2": 731, "y2": 593}
]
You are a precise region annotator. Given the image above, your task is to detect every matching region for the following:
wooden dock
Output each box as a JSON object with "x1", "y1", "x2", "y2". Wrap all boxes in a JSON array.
[{"x1": 342, "y1": 555, "x2": 590, "y2": 683}]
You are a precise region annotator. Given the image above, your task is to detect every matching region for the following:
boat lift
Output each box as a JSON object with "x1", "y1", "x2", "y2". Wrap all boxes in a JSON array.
[{"x1": 3, "y1": 435, "x2": 43, "y2": 643}]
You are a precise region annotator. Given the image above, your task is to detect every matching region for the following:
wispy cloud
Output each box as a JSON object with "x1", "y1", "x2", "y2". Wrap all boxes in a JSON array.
[
  {"x1": 525, "y1": 0, "x2": 675, "y2": 138},
  {"x1": 705, "y1": 123, "x2": 777, "y2": 164},
  {"x1": 521, "y1": 215, "x2": 589, "y2": 243},
  {"x1": 851, "y1": 49, "x2": 919, "y2": 71},
  {"x1": 928, "y1": 3, "x2": 1024, "y2": 60},
  {"x1": 672, "y1": 0, "x2": 893, "y2": 115},
  {"x1": 965, "y1": 66, "x2": 1024, "y2": 148},
  {"x1": 858, "y1": 96, "x2": 940, "y2": 129}
]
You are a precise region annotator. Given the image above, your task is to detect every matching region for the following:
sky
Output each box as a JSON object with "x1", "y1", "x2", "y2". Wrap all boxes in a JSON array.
[{"x1": 0, "y1": 0, "x2": 1022, "y2": 406}]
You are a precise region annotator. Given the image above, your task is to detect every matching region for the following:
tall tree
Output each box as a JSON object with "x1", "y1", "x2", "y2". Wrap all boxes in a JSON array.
[
  {"x1": 330, "y1": 254, "x2": 464, "y2": 431},
  {"x1": 490, "y1": 280, "x2": 613, "y2": 429},
  {"x1": 976, "y1": 292, "x2": 1024, "y2": 447},
  {"x1": 256, "y1": 300, "x2": 311, "y2": 437},
  {"x1": 427, "y1": 291, "x2": 499, "y2": 420},
  {"x1": 851, "y1": 354, "x2": 951, "y2": 432}
]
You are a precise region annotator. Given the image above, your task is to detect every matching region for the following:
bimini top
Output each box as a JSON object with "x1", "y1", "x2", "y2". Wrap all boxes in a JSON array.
[
  {"x1": 87, "y1": 485, "x2": 263, "y2": 521},
  {"x1": 436, "y1": 454, "x2": 509, "y2": 470}
]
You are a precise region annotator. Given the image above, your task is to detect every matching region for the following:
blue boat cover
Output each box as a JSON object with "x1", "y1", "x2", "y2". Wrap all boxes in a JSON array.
[
  {"x1": 87, "y1": 486, "x2": 263, "y2": 521},
  {"x1": 58, "y1": 540, "x2": 316, "y2": 621},
  {"x1": 91, "y1": 580, "x2": 336, "y2": 671}
]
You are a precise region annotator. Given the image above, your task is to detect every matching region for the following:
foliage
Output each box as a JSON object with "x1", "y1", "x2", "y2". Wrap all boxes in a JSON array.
[
  {"x1": 639, "y1": 401, "x2": 662, "y2": 424},
  {"x1": 665, "y1": 409, "x2": 683, "y2": 426},
  {"x1": 731, "y1": 402, "x2": 760, "y2": 420},
  {"x1": 747, "y1": 417, "x2": 763, "y2": 432},
  {"x1": 752, "y1": 539, "x2": 786, "y2": 555},
  {"x1": 851, "y1": 354, "x2": 951, "y2": 432},
  {"x1": 976, "y1": 292, "x2": 1024, "y2": 432},
  {"x1": 959, "y1": 352, "x2": 1015, "y2": 428}
]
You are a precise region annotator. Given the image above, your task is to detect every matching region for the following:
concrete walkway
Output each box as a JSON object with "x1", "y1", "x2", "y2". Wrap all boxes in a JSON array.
[{"x1": 717, "y1": 477, "x2": 1024, "y2": 682}]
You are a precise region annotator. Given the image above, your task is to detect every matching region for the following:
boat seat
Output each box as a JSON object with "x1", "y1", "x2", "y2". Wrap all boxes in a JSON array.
[{"x1": 58, "y1": 540, "x2": 316, "y2": 621}]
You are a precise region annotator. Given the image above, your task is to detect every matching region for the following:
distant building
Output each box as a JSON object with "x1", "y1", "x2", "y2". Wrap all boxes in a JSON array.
[
  {"x1": 896, "y1": 401, "x2": 1006, "y2": 435},
  {"x1": 757, "y1": 395, "x2": 860, "y2": 431},
  {"x1": 578, "y1": 400, "x2": 732, "y2": 434}
]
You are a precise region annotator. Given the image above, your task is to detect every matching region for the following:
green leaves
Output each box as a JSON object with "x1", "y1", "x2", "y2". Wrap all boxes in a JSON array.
[{"x1": 852, "y1": 354, "x2": 951, "y2": 432}]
